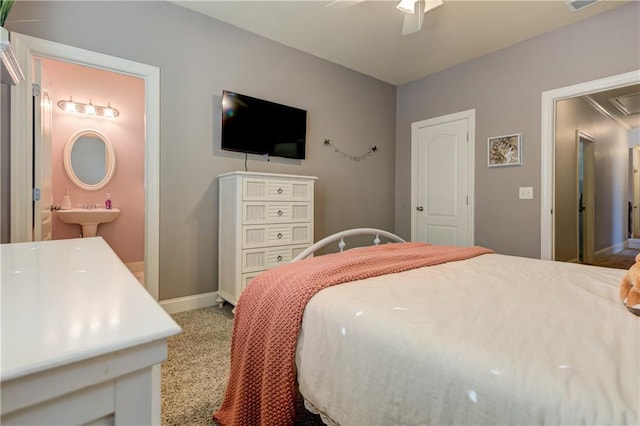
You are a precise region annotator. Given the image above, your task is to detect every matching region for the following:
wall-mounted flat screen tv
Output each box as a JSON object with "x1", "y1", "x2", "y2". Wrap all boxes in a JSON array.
[{"x1": 221, "y1": 90, "x2": 307, "y2": 160}]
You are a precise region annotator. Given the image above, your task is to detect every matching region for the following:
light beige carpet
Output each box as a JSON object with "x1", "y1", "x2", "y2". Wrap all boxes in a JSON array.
[
  {"x1": 161, "y1": 304, "x2": 323, "y2": 426},
  {"x1": 591, "y1": 248, "x2": 639, "y2": 270},
  {"x1": 162, "y1": 305, "x2": 234, "y2": 426}
]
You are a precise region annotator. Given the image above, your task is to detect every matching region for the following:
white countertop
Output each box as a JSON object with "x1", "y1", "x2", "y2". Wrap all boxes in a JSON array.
[{"x1": 1, "y1": 237, "x2": 181, "y2": 382}]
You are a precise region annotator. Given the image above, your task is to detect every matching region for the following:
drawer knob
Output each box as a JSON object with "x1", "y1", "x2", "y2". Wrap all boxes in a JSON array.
[
  {"x1": 277, "y1": 188, "x2": 283, "y2": 194},
  {"x1": 277, "y1": 210, "x2": 283, "y2": 216},
  {"x1": 277, "y1": 255, "x2": 283, "y2": 261},
  {"x1": 277, "y1": 233, "x2": 283, "y2": 239}
]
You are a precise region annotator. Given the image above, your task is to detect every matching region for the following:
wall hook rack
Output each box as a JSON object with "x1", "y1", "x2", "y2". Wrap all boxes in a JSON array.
[{"x1": 323, "y1": 139, "x2": 377, "y2": 162}]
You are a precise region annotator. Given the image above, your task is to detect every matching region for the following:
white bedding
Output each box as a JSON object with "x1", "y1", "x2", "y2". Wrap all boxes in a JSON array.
[{"x1": 295, "y1": 253, "x2": 640, "y2": 425}]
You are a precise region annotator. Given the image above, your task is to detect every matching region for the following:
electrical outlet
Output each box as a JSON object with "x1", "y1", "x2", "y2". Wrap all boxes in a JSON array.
[{"x1": 519, "y1": 187, "x2": 533, "y2": 200}]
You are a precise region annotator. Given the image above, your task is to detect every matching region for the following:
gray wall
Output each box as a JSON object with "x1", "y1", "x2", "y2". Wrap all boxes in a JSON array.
[
  {"x1": 395, "y1": 2, "x2": 640, "y2": 258},
  {"x1": 555, "y1": 97, "x2": 629, "y2": 261},
  {"x1": 6, "y1": 1, "x2": 396, "y2": 300}
]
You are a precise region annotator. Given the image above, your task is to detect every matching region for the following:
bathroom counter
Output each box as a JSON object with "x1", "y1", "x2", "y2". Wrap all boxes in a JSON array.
[{"x1": 1, "y1": 237, "x2": 181, "y2": 425}]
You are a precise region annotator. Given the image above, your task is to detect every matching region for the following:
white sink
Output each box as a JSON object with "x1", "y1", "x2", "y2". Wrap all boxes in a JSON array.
[{"x1": 57, "y1": 208, "x2": 120, "y2": 237}]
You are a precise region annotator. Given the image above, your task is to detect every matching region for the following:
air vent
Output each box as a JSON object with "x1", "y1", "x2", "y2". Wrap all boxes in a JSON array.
[{"x1": 566, "y1": 0, "x2": 600, "y2": 12}]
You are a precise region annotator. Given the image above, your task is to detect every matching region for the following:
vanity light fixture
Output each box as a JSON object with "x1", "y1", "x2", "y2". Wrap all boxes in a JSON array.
[{"x1": 57, "y1": 97, "x2": 120, "y2": 118}]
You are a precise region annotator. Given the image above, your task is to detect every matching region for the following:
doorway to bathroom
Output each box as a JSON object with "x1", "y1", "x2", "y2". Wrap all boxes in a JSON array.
[
  {"x1": 9, "y1": 33, "x2": 160, "y2": 300},
  {"x1": 35, "y1": 57, "x2": 146, "y2": 281}
]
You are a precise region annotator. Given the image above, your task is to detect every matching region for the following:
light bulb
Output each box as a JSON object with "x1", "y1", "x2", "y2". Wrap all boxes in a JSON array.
[
  {"x1": 104, "y1": 102, "x2": 115, "y2": 118},
  {"x1": 65, "y1": 97, "x2": 76, "y2": 113},
  {"x1": 85, "y1": 100, "x2": 96, "y2": 115}
]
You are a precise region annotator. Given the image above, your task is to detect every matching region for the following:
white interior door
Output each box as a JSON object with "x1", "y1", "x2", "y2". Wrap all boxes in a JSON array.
[
  {"x1": 32, "y1": 58, "x2": 53, "y2": 241},
  {"x1": 411, "y1": 110, "x2": 474, "y2": 246}
]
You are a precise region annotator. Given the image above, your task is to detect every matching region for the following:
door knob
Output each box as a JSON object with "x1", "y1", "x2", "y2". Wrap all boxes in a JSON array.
[{"x1": 416, "y1": 206, "x2": 424, "y2": 212}]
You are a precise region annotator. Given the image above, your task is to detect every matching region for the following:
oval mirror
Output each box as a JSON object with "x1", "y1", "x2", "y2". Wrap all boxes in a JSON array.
[{"x1": 63, "y1": 129, "x2": 116, "y2": 191}]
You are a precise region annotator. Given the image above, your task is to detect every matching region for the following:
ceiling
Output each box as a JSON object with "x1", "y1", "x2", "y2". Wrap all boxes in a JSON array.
[
  {"x1": 170, "y1": 0, "x2": 637, "y2": 129},
  {"x1": 586, "y1": 85, "x2": 640, "y2": 130},
  {"x1": 169, "y1": 0, "x2": 628, "y2": 86}
]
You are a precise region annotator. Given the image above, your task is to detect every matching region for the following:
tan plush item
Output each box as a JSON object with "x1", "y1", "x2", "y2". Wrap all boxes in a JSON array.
[
  {"x1": 213, "y1": 242, "x2": 494, "y2": 426},
  {"x1": 620, "y1": 253, "x2": 640, "y2": 316}
]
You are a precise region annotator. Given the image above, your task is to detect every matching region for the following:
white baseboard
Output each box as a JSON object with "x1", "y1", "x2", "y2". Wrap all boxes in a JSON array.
[
  {"x1": 159, "y1": 291, "x2": 220, "y2": 315},
  {"x1": 628, "y1": 238, "x2": 640, "y2": 249},
  {"x1": 595, "y1": 240, "x2": 627, "y2": 257}
]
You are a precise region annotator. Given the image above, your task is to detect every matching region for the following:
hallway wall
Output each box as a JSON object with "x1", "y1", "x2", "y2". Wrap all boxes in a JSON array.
[{"x1": 555, "y1": 96, "x2": 629, "y2": 261}]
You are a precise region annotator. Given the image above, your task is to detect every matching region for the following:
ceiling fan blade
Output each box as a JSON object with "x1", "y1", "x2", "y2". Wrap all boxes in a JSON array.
[
  {"x1": 400, "y1": 0, "x2": 443, "y2": 35},
  {"x1": 401, "y1": 3, "x2": 424, "y2": 35},
  {"x1": 424, "y1": 0, "x2": 444, "y2": 13}
]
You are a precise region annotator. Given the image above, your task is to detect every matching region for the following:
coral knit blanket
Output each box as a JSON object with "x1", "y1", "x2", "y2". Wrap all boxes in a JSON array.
[{"x1": 213, "y1": 242, "x2": 493, "y2": 426}]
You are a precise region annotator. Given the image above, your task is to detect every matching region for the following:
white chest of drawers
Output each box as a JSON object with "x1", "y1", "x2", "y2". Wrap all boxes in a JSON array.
[{"x1": 217, "y1": 171, "x2": 317, "y2": 307}]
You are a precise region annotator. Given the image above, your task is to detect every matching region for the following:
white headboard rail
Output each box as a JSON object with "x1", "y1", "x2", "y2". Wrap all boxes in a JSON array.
[{"x1": 291, "y1": 228, "x2": 406, "y2": 262}]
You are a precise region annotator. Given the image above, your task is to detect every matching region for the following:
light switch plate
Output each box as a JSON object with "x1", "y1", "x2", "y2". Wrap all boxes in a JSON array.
[{"x1": 519, "y1": 187, "x2": 533, "y2": 200}]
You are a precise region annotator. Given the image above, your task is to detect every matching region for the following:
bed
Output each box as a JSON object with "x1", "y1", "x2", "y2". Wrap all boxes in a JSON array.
[{"x1": 214, "y1": 229, "x2": 640, "y2": 426}]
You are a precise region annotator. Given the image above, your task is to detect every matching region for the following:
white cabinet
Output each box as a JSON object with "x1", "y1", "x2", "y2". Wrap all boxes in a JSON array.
[
  {"x1": 217, "y1": 171, "x2": 317, "y2": 307},
  {"x1": 0, "y1": 238, "x2": 181, "y2": 425}
]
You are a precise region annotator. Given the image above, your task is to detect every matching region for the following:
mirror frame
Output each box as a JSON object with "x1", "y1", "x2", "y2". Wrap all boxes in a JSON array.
[{"x1": 63, "y1": 129, "x2": 116, "y2": 191}]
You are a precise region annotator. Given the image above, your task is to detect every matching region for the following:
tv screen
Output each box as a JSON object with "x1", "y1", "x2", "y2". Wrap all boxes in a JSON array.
[{"x1": 221, "y1": 90, "x2": 307, "y2": 160}]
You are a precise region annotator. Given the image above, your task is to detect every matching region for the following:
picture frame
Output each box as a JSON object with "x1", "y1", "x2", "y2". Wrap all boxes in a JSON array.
[{"x1": 488, "y1": 133, "x2": 522, "y2": 167}]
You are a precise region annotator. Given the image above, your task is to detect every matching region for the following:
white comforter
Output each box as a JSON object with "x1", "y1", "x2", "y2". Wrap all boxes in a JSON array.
[{"x1": 295, "y1": 253, "x2": 640, "y2": 425}]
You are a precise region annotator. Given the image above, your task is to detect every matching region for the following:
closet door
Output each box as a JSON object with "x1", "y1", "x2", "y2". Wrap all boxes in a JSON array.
[{"x1": 411, "y1": 112, "x2": 473, "y2": 246}]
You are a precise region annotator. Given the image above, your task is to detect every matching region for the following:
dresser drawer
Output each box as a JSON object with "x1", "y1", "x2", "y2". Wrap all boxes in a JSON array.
[
  {"x1": 241, "y1": 273, "x2": 260, "y2": 292},
  {"x1": 243, "y1": 202, "x2": 312, "y2": 224},
  {"x1": 241, "y1": 245, "x2": 308, "y2": 273},
  {"x1": 242, "y1": 223, "x2": 312, "y2": 248},
  {"x1": 243, "y1": 178, "x2": 313, "y2": 201}
]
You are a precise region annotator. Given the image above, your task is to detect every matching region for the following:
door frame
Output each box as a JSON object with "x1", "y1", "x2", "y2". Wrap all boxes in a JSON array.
[
  {"x1": 540, "y1": 69, "x2": 640, "y2": 260},
  {"x1": 633, "y1": 147, "x2": 640, "y2": 238},
  {"x1": 576, "y1": 130, "x2": 595, "y2": 263},
  {"x1": 410, "y1": 109, "x2": 475, "y2": 244},
  {"x1": 9, "y1": 32, "x2": 160, "y2": 301}
]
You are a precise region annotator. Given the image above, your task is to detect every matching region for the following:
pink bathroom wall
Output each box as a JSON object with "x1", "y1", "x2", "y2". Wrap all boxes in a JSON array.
[{"x1": 45, "y1": 58, "x2": 145, "y2": 264}]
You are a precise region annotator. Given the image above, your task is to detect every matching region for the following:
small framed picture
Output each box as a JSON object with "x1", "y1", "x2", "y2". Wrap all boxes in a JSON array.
[{"x1": 488, "y1": 133, "x2": 522, "y2": 167}]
